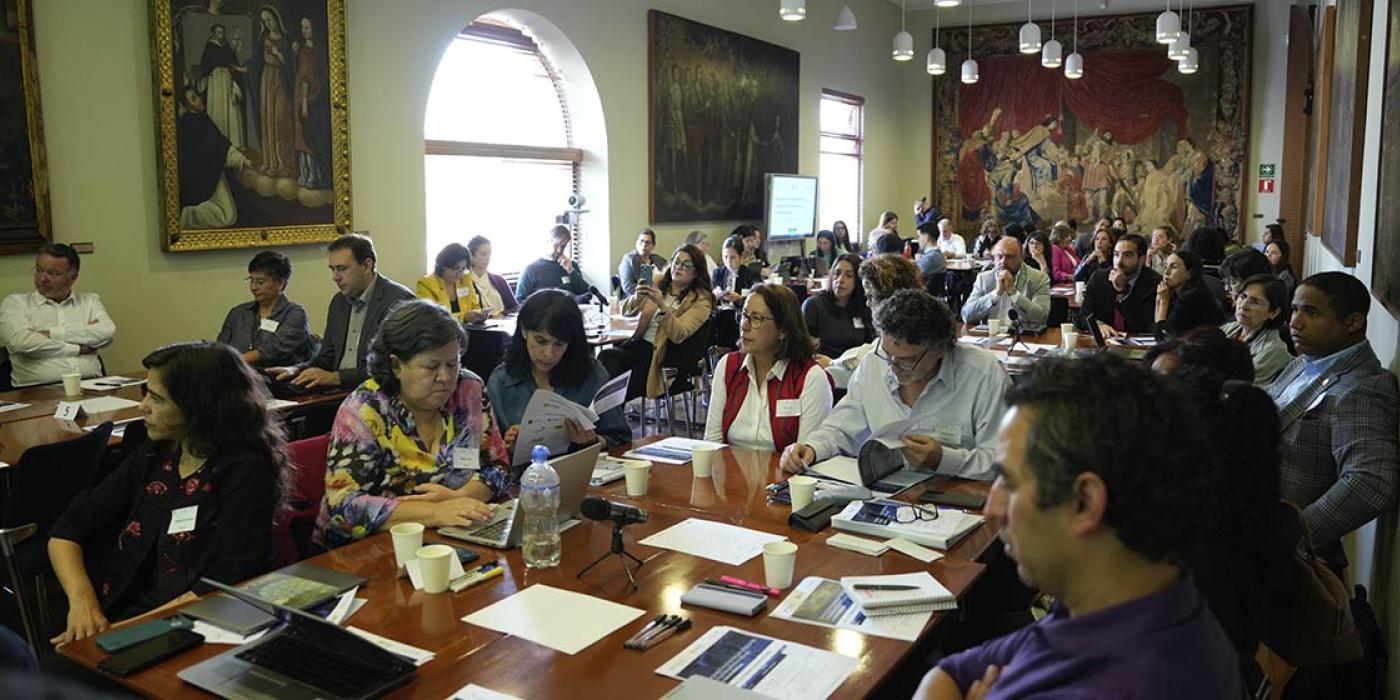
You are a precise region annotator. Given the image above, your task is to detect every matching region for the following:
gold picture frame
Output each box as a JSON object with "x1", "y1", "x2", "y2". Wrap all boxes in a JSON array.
[
  {"x1": 150, "y1": 0, "x2": 351, "y2": 252},
  {"x1": 0, "y1": 0, "x2": 53, "y2": 254}
]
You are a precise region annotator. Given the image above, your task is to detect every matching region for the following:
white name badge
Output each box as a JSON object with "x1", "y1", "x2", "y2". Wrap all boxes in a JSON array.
[
  {"x1": 775, "y1": 399, "x2": 802, "y2": 418},
  {"x1": 852, "y1": 318, "x2": 866, "y2": 329},
  {"x1": 457, "y1": 286, "x2": 472, "y2": 297},
  {"x1": 168, "y1": 505, "x2": 199, "y2": 534},
  {"x1": 931, "y1": 425, "x2": 962, "y2": 446},
  {"x1": 561, "y1": 275, "x2": 572, "y2": 285},
  {"x1": 452, "y1": 446, "x2": 479, "y2": 471},
  {"x1": 259, "y1": 318, "x2": 280, "y2": 333}
]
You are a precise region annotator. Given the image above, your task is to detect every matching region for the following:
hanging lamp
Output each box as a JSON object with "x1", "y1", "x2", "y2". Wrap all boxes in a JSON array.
[
  {"x1": 1019, "y1": 0, "x2": 1043, "y2": 54},
  {"x1": 928, "y1": 7, "x2": 947, "y2": 75},
  {"x1": 1156, "y1": 0, "x2": 1180, "y2": 44},
  {"x1": 779, "y1": 0, "x2": 806, "y2": 21},
  {"x1": 833, "y1": 5, "x2": 857, "y2": 31},
  {"x1": 1042, "y1": 1, "x2": 1063, "y2": 68},
  {"x1": 1064, "y1": 0, "x2": 1083, "y2": 79},
  {"x1": 961, "y1": 1, "x2": 978, "y2": 84},
  {"x1": 893, "y1": 0, "x2": 914, "y2": 61}
]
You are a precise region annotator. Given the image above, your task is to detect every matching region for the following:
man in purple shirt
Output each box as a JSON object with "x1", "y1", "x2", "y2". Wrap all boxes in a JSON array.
[{"x1": 917, "y1": 356, "x2": 1241, "y2": 699}]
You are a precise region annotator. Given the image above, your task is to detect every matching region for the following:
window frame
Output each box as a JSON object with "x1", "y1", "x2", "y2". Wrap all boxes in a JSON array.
[{"x1": 819, "y1": 89, "x2": 866, "y2": 233}]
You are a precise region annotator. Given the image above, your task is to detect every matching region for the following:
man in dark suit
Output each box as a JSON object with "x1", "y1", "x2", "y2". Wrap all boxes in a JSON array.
[
  {"x1": 1081, "y1": 233, "x2": 1161, "y2": 337},
  {"x1": 267, "y1": 234, "x2": 415, "y2": 389},
  {"x1": 1266, "y1": 272, "x2": 1398, "y2": 568}
]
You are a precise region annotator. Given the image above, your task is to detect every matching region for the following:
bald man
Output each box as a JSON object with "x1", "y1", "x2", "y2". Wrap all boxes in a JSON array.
[{"x1": 961, "y1": 237, "x2": 1051, "y2": 332}]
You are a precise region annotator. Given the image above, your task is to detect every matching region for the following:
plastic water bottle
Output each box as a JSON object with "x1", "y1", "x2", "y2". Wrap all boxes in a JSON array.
[{"x1": 520, "y1": 445, "x2": 561, "y2": 568}]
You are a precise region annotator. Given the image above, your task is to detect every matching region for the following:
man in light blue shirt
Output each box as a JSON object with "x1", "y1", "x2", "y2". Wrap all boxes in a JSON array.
[{"x1": 781, "y1": 289, "x2": 1010, "y2": 480}]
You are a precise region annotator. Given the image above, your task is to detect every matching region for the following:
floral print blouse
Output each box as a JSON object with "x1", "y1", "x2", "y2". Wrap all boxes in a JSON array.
[{"x1": 315, "y1": 371, "x2": 511, "y2": 548}]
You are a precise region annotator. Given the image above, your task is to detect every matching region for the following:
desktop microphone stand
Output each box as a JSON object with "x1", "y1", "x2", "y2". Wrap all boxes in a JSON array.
[
  {"x1": 577, "y1": 522, "x2": 646, "y2": 589},
  {"x1": 1006, "y1": 320, "x2": 1034, "y2": 356}
]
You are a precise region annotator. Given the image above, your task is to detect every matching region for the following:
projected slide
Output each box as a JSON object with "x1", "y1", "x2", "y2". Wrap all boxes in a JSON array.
[{"x1": 765, "y1": 175, "x2": 818, "y2": 240}]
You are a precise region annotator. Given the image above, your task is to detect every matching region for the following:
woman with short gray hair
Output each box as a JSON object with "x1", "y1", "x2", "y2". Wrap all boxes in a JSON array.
[
  {"x1": 316, "y1": 300, "x2": 511, "y2": 549},
  {"x1": 685, "y1": 230, "x2": 719, "y2": 274}
]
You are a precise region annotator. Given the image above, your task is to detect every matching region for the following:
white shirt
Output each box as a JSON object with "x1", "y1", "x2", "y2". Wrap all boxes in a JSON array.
[
  {"x1": 704, "y1": 354, "x2": 833, "y2": 451},
  {"x1": 804, "y1": 344, "x2": 1010, "y2": 480},
  {"x1": 937, "y1": 232, "x2": 967, "y2": 258},
  {"x1": 0, "y1": 290, "x2": 116, "y2": 386}
]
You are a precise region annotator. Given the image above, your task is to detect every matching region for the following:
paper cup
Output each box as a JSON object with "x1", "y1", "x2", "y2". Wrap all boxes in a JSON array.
[
  {"x1": 692, "y1": 446, "x2": 717, "y2": 478},
  {"x1": 390, "y1": 522, "x2": 424, "y2": 569},
  {"x1": 61, "y1": 373, "x2": 82, "y2": 397},
  {"x1": 762, "y1": 541, "x2": 798, "y2": 590},
  {"x1": 625, "y1": 461, "x2": 651, "y2": 497},
  {"x1": 1060, "y1": 322, "x2": 1075, "y2": 337},
  {"x1": 987, "y1": 319, "x2": 1004, "y2": 336},
  {"x1": 788, "y1": 476, "x2": 817, "y2": 511},
  {"x1": 1062, "y1": 332, "x2": 1080, "y2": 351},
  {"x1": 1074, "y1": 281, "x2": 1087, "y2": 302},
  {"x1": 416, "y1": 544, "x2": 454, "y2": 594}
]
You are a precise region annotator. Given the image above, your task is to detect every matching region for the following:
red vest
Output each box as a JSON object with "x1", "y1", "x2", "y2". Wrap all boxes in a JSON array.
[{"x1": 720, "y1": 352, "x2": 834, "y2": 451}]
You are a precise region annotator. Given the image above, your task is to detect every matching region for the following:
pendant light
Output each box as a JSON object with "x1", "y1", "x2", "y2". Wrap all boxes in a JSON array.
[
  {"x1": 1019, "y1": 0, "x2": 1043, "y2": 54},
  {"x1": 1064, "y1": 0, "x2": 1083, "y2": 79},
  {"x1": 893, "y1": 0, "x2": 914, "y2": 61},
  {"x1": 1155, "y1": 0, "x2": 1180, "y2": 44},
  {"x1": 961, "y1": 1, "x2": 978, "y2": 84},
  {"x1": 1177, "y1": 0, "x2": 1197, "y2": 74},
  {"x1": 1167, "y1": 0, "x2": 1190, "y2": 58},
  {"x1": 833, "y1": 5, "x2": 857, "y2": 31},
  {"x1": 779, "y1": 0, "x2": 806, "y2": 21},
  {"x1": 1042, "y1": 0, "x2": 1063, "y2": 68},
  {"x1": 928, "y1": 7, "x2": 947, "y2": 75},
  {"x1": 935, "y1": 0, "x2": 961, "y2": 6}
]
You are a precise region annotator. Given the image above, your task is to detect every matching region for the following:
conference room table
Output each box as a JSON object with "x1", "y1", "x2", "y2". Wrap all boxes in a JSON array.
[{"x1": 59, "y1": 438, "x2": 997, "y2": 699}]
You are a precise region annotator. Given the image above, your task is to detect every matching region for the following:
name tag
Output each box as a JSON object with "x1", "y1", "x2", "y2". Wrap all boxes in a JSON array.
[
  {"x1": 452, "y1": 445, "x2": 479, "y2": 471},
  {"x1": 852, "y1": 318, "x2": 866, "y2": 329},
  {"x1": 775, "y1": 399, "x2": 802, "y2": 418},
  {"x1": 258, "y1": 318, "x2": 280, "y2": 333},
  {"x1": 168, "y1": 505, "x2": 199, "y2": 534},
  {"x1": 561, "y1": 275, "x2": 572, "y2": 285},
  {"x1": 931, "y1": 425, "x2": 962, "y2": 446},
  {"x1": 457, "y1": 287, "x2": 472, "y2": 298}
]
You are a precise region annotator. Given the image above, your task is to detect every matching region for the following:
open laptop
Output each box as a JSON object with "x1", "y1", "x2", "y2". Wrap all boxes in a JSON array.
[
  {"x1": 438, "y1": 441, "x2": 602, "y2": 549},
  {"x1": 178, "y1": 578, "x2": 416, "y2": 700}
]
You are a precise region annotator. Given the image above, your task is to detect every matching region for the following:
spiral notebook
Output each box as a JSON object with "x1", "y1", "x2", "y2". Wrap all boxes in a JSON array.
[{"x1": 838, "y1": 572, "x2": 957, "y2": 617}]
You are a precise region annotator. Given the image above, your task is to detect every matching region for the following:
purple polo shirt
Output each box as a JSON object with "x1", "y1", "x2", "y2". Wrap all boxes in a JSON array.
[{"x1": 940, "y1": 576, "x2": 1241, "y2": 699}]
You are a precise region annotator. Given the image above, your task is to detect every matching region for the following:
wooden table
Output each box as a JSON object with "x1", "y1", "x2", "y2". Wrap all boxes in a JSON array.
[
  {"x1": 60, "y1": 439, "x2": 994, "y2": 699},
  {"x1": 468, "y1": 314, "x2": 637, "y2": 347}
]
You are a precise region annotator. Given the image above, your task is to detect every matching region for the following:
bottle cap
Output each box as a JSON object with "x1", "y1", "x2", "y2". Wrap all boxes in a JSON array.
[{"x1": 532, "y1": 445, "x2": 550, "y2": 462}]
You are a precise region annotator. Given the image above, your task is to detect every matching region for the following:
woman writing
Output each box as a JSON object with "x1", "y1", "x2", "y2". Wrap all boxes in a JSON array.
[
  {"x1": 1220, "y1": 274, "x2": 1294, "y2": 384},
  {"x1": 705, "y1": 285, "x2": 833, "y2": 452},
  {"x1": 488, "y1": 290, "x2": 631, "y2": 458},
  {"x1": 317, "y1": 301, "x2": 511, "y2": 549},
  {"x1": 49, "y1": 342, "x2": 292, "y2": 642},
  {"x1": 802, "y1": 253, "x2": 873, "y2": 360},
  {"x1": 1154, "y1": 250, "x2": 1226, "y2": 338},
  {"x1": 599, "y1": 245, "x2": 714, "y2": 401},
  {"x1": 417, "y1": 243, "x2": 489, "y2": 323}
]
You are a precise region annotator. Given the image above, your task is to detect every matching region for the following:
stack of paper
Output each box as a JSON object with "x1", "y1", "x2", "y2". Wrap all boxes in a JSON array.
[
  {"x1": 509, "y1": 372, "x2": 630, "y2": 465},
  {"x1": 770, "y1": 577, "x2": 932, "y2": 641},
  {"x1": 624, "y1": 437, "x2": 725, "y2": 465},
  {"x1": 838, "y1": 572, "x2": 957, "y2": 617}
]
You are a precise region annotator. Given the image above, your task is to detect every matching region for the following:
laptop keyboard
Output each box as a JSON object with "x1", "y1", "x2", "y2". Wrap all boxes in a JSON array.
[
  {"x1": 467, "y1": 518, "x2": 509, "y2": 542},
  {"x1": 237, "y1": 634, "x2": 399, "y2": 697}
]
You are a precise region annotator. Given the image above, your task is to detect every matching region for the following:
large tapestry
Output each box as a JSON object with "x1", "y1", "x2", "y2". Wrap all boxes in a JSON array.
[
  {"x1": 0, "y1": 0, "x2": 49, "y2": 253},
  {"x1": 932, "y1": 6, "x2": 1251, "y2": 238},
  {"x1": 648, "y1": 11, "x2": 799, "y2": 223}
]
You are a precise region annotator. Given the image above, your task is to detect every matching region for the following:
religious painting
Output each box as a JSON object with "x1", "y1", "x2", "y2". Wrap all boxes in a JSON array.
[
  {"x1": 0, "y1": 0, "x2": 50, "y2": 253},
  {"x1": 151, "y1": 0, "x2": 350, "y2": 251},
  {"x1": 1373, "y1": 0, "x2": 1400, "y2": 317},
  {"x1": 1322, "y1": 0, "x2": 1373, "y2": 267},
  {"x1": 932, "y1": 6, "x2": 1252, "y2": 240},
  {"x1": 649, "y1": 11, "x2": 799, "y2": 223}
]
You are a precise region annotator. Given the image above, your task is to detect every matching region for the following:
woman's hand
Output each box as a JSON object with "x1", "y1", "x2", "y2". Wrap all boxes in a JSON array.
[
  {"x1": 428, "y1": 497, "x2": 494, "y2": 528},
  {"x1": 400, "y1": 482, "x2": 473, "y2": 503},
  {"x1": 52, "y1": 596, "x2": 109, "y2": 646},
  {"x1": 813, "y1": 354, "x2": 832, "y2": 368},
  {"x1": 501, "y1": 425, "x2": 520, "y2": 457},
  {"x1": 465, "y1": 309, "x2": 489, "y2": 323},
  {"x1": 565, "y1": 418, "x2": 598, "y2": 446}
]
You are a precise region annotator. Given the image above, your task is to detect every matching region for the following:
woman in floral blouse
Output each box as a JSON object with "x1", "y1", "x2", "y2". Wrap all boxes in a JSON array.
[
  {"x1": 316, "y1": 300, "x2": 511, "y2": 549},
  {"x1": 49, "y1": 342, "x2": 292, "y2": 644}
]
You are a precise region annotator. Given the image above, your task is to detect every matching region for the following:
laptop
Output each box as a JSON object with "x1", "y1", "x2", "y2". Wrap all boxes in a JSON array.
[
  {"x1": 438, "y1": 441, "x2": 602, "y2": 549},
  {"x1": 178, "y1": 578, "x2": 416, "y2": 700},
  {"x1": 181, "y1": 563, "x2": 366, "y2": 636}
]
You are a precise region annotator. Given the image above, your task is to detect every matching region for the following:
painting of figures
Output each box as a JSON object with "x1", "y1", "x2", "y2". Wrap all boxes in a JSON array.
[
  {"x1": 932, "y1": 6, "x2": 1251, "y2": 238},
  {"x1": 152, "y1": 0, "x2": 350, "y2": 251},
  {"x1": 0, "y1": 0, "x2": 50, "y2": 252},
  {"x1": 649, "y1": 11, "x2": 799, "y2": 223}
]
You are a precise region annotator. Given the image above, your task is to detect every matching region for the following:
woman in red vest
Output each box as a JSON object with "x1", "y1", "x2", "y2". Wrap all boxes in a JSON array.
[{"x1": 703, "y1": 285, "x2": 834, "y2": 452}]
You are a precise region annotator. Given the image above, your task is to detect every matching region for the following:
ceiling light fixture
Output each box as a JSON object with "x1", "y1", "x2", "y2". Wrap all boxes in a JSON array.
[
  {"x1": 1020, "y1": 0, "x2": 1043, "y2": 54},
  {"x1": 962, "y1": 0, "x2": 978, "y2": 84},
  {"x1": 780, "y1": 0, "x2": 806, "y2": 21},
  {"x1": 1065, "y1": 0, "x2": 1083, "y2": 79},
  {"x1": 893, "y1": 0, "x2": 914, "y2": 61},
  {"x1": 928, "y1": 7, "x2": 947, "y2": 75},
  {"x1": 1155, "y1": 0, "x2": 1180, "y2": 44},
  {"x1": 833, "y1": 5, "x2": 857, "y2": 30},
  {"x1": 1178, "y1": 0, "x2": 1197, "y2": 73},
  {"x1": 1042, "y1": 0, "x2": 1063, "y2": 68}
]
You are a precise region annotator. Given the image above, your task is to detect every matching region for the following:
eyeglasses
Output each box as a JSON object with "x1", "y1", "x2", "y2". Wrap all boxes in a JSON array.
[
  {"x1": 671, "y1": 260, "x2": 696, "y2": 271},
  {"x1": 33, "y1": 266, "x2": 70, "y2": 280},
  {"x1": 738, "y1": 311, "x2": 775, "y2": 327},
  {"x1": 873, "y1": 343, "x2": 931, "y2": 374},
  {"x1": 891, "y1": 504, "x2": 940, "y2": 523},
  {"x1": 246, "y1": 276, "x2": 278, "y2": 287},
  {"x1": 1235, "y1": 294, "x2": 1269, "y2": 310}
]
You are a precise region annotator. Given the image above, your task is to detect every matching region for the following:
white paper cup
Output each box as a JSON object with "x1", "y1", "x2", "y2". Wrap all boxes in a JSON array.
[
  {"x1": 416, "y1": 544, "x2": 454, "y2": 594},
  {"x1": 1060, "y1": 322, "x2": 1075, "y2": 337},
  {"x1": 988, "y1": 319, "x2": 1004, "y2": 336},
  {"x1": 390, "y1": 522, "x2": 424, "y2": 569},
  {"x1": 762, "y1": 541, "x2": 798, "y2": 590},
  {"x1": 1074, "y1": 281, "x2": 1087, "y2": 302},
  {"x1": 692, "y1": 446, "x2": 717, "y2": 478},
  {"x1": 61, "y1": 373, "x2": 82, "y2": 397},
  {"x1": 788, "y1": 476, "x2": 817, "y2": 511},
  {"x1": 625, "y1": 462, "x2": 651, "y2": 497},
  {"x1": 1063, "y1": 332, "x2": 1080, "y2": 351}
]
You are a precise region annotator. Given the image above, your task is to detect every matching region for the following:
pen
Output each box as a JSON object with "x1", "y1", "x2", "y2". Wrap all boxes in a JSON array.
[
  {"x1": 624, "y1": 614, "x2": 668, "y2": 648},
  {"x1": 852, "y1": 584, "x2": 921, "y2": 591},
  {"x1": 702, "y1": 578, "x2": 768, "y2": 596},
  {"x1": 640, "y1": 618, "x2": 692, "y2": 650},
  {"x1": 631, "y1": 615, "x2": 680, "y2": 648},
  {"x1": 719, "y1": 575, "x2": 780, "y2": 597},
  {"x1": 450, "y1": 563, "x2": 504, "y2": 592}
]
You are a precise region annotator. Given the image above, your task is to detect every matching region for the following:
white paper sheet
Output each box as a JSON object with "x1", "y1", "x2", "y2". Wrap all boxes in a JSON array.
[
  {"x1": 191, "y1": 621, "x2": 268, "y2": 646},
  {"x1": 79, "y1": 376, "x2": 145, "y2": 392},
  {"x1": 623, "y1": 437, "x2": 726, "y2": 465},
  {"x1": 450, "y1": 684, "x2": 524, "y2": 700},
  {"x1": 885, "y1": 538, "x2": 944, "y2": 563},
  {"x1": 638, "y1": 518, "x2": 786, "y2": 565},
  {"x1": 325, "y1": 587, "x2": 365, "y2": 625},
  {"x1": 770, "y1": 577, "x2": 932, "y2": 642},
  {"x1": 655, "y1": 626, "x2": 857, "y2": 700},
  {"x1": 462, "y1": 584, "x2": 645, "y2": 655},
  {"x1": 346, "y1": 627, "x2": 435, "y2": 666},
  {"x1": 510, "y1": 390, "x2": 600, "y2": 465},
  {"x1": 76, "y1": 396, "x2": 140, "y2": 414},
  {"x1": 404, "y1": 555, "x2": 467, "y2": 591},
  {"x1": 590, "y1": 370, "x2": 630, "y2": 415}
]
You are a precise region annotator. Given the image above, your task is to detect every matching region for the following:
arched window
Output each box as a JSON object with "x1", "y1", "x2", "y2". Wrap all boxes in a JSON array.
[{"x1": 424, "y1": 17, "x2": 580, "y2": 276}]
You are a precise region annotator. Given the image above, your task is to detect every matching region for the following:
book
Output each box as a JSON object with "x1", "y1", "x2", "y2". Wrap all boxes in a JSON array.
[
  {"x1": 830, "y1": 500, "x2": 984, "y2": 551},
  {"x1": 838, "y1": 572, "x2": 957, "y2": 617}
]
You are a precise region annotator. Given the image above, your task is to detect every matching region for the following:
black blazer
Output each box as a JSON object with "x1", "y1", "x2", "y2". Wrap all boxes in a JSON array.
[
  {"x1": 713, "y1": 265, "x2": 760, "y2": 294},
  {"x1": 302, "y1": 273, "x2": 416, "y2": 388},
  {"x1": 1081, "y1": 266, "x2": 1162, "y2": 334},
  {"x1": 1157, "y1": 286, "x2": 1227, "y2": 338}
]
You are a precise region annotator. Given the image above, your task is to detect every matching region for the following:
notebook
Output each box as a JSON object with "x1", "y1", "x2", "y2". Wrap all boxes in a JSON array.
[
  {"x1": 838, "y1": 572, "x2": 957, "y2": 617},
  {"x1": 830, "y1": 500, "x2": 984, "y2": 550}
]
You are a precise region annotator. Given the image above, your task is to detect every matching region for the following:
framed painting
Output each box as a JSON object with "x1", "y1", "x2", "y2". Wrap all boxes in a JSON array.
[
  {"x1": 1373, "y1": 0, "x2": 1400, "y2": 317},
  {"x1": 0, "y1": 0, "x2": 51, "y2": 254},
  {"x1": 931, "y1": 5, "x2": 1252, "y2": 240},
  {"x1": 1320, "y1": 0, "x2": 1372, "y2": 267},
  {"x1": 648, "y1": 10, "x2": 799, "y2": 223},
  {"x1": 151, "y1": 0, "x2": 350, "y2": 252}
]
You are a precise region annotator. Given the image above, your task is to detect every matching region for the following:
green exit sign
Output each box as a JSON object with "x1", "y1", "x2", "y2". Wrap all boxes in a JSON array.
[{"x1": 1259, "y1": 163, "x2": 1276, "y2": 178}]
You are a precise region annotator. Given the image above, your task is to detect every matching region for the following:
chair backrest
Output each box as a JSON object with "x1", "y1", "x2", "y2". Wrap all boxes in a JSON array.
[
  {"x1": 1, "y1": 422, "x2": 115, "y2": 534},
  {"x1": 661, "y1": 317, "x2": 715, "y2": 378},
  {"x1": 274, "y1": 433, "x2": 330, "y2": 565}
]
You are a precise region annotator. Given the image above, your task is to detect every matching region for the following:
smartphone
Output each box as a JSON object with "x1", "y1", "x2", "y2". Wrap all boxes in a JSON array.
[
  {"x1": 449, "y1": 545, "x2": 480, "y2": 566},
  {"x1": 919, "y1": 490, "x2": 988, "y2": 510},
  {"x1": 637, "y1": 263, "x2": 654, "y2": 287},
  {"x1": 96, "y1": 615, "x2": 193, "y2": 654},
  {"x1": 97, "y1": 628, "x2": 204, "y2": 677}
]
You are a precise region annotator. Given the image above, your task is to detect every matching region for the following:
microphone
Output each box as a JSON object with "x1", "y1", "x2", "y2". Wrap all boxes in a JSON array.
[
  {"x1": 580, "y1": 496, "x2": 649, "y2": 526},
  {"x1": 586, "y1": 285, "x2": 608, "y2": 306}
]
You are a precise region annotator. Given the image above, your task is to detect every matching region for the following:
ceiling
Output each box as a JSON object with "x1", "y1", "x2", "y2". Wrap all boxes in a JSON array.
[{"x1": 888, "y1": 0, "x2": 1254, "y2": 14}]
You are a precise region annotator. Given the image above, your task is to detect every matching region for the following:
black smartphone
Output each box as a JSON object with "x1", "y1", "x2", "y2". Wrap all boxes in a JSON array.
[
  {"x1": 449, "y1": 545, "x2": 480, "y2": 566},
  {"x1": 919, "y1": 490, "x2": 988, "y2": 510},
  {"x1": 97, "y1": 628, "x2": 204, "y2": 677}
]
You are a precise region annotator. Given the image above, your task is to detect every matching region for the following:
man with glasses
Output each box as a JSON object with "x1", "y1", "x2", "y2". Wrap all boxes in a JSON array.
[
  {"x1": 216, "y1": 250, "x2": 315, "y2": 369},
  {"x1": 961, "y1": 237, "x2": 1050, "y2": 332},
  {"x1": 0, "y1": 244, "x2": 115, "y2": 386},
  {"x1": 780, "y1": 289, "x2": 1010, "y2": 480}
]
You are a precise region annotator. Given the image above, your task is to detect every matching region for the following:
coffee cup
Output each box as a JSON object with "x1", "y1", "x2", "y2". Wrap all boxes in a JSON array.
[
  {"x1": 788, "y1": 476, "x2": 817, "y2": 511},
  {"x1": 692, "y1": 446, "x2": 717, "y2": 478},
  {"x1": 625, "y1": 461, "x2": 651, "y2": 497},
  {"x1": 390, "y1": 522, "x2": 425, "y2": 569},
  {"x1": 762, "y1": 541, "x2": 798, "y2": 590},
  {"x1": 62, "y1": 373, "x2": 82, "y2": 398},
  {"x1": 415, "y1": 544, "x2": 454, "y2": 594}
]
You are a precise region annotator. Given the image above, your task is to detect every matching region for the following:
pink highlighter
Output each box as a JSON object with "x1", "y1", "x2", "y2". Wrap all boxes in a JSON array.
[{"x1": 719, "y1": 575, "x2": 780, "y2": 597}]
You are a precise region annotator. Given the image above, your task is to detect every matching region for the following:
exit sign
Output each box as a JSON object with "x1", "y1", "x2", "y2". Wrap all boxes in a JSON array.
[{"x1": 1258, "y1": 163, "x2": 1276, "y2": 178}]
